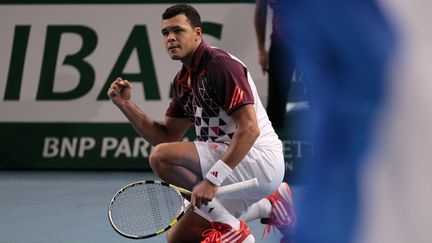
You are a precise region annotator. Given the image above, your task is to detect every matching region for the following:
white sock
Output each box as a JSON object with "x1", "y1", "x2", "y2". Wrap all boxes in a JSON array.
[
  {"x1": 200, "y1": 198, "x2": 240, "y2": 230},
  {"x1": 239, "y1": 198, "x2": 272, "y2": 222}
]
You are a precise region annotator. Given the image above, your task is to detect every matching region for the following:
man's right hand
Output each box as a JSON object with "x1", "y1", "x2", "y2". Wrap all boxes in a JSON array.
[{"x1": 107, "y1": 77, "x2": 132, "y2": 107}]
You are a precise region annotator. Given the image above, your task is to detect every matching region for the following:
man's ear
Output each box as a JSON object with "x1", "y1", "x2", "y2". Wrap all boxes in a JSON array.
[{"x1": 195, "y1": 27, "x2": 202, "y2": 38}]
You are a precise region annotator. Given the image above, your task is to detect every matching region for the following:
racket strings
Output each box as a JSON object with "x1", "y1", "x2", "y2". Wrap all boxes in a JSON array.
[{"x1": 110, "y1": 183, "x2": 183, "y2": 237}]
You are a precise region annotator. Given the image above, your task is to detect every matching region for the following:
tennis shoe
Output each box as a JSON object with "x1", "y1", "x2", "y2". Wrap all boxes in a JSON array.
[
  {"x1": 201, "y1": 220, "x2": 255, "y2": 243},
  {"x1": 261, "y1": 182, "x2": 296, "y2": 243}
]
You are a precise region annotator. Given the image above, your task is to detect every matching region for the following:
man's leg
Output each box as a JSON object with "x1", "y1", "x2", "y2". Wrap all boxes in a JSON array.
[
  {"x1": 149, "y1": 141, "x2": 254, "y2": 242},
  {"x1": 149, "y1": 142, "x2": 206, "y2": 242},
  {"x1": 166, "y1": 211, "x2": 211, "y2": 243},
  {"x1": 149, "y1": 141, "x2": 202, "y2": 190},
  {"x1": 267, "y1": 41, "x2": 294, "y2": 129}
]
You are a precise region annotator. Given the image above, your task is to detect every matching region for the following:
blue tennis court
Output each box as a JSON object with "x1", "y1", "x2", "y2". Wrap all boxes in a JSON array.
[{"x1": 0, "y1": 171, "x2": 302, "y2": 243}]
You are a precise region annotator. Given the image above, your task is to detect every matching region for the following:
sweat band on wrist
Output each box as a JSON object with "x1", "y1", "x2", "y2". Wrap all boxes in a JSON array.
[{"x1": 205, "y1": 159, "x2": 232, "y2": 186}]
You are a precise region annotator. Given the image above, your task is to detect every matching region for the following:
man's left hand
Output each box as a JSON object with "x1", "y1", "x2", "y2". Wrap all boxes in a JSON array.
[{"x1": 190, "y1": 180, "x2": 218, "y2": 209}]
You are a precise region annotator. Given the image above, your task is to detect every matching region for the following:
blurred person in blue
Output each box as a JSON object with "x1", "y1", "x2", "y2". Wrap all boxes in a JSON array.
[
  {"x1": 254, "y1": 0, "x2": 297, "y2": 130},
  {"x1": 278, "y1": 1, "x2": 397, "y2": 242},
  {"x1": 356, "y1": 1, "x2": 432, "y2": 242}
]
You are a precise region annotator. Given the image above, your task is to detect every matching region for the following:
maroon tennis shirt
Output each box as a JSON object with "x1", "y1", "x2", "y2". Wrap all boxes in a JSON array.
[{"x1": 166, "y1": 41, "x2": 255, "y2": 143}]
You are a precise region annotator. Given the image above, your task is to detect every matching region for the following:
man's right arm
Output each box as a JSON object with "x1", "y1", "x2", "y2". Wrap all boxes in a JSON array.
[{"x1": 108, "y1": 77, "x2": 191, "y2": 146}]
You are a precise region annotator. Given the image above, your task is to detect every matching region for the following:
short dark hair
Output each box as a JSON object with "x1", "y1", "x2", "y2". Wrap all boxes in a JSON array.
[{"x1": 162, "y1": 4, "x2": 202, "y2": 28}]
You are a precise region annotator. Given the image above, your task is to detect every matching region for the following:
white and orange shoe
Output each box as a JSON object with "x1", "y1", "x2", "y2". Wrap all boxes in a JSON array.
[
  {"x1": 201, "y1": 220, "x2": 255, "y2": 243},
  {"x1": 261, "y1": 182, "x2": 297, "y2": 243}
]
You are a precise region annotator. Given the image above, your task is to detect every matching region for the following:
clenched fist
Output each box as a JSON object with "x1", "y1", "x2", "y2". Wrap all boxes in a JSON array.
[{"x1": 107, "y1": 77, "x2": 132, "y2": 107}]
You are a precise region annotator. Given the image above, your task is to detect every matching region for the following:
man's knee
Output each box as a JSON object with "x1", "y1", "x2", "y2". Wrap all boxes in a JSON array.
[{"x1": 149, "y1": 143, "x2": 170, "y2": 172}]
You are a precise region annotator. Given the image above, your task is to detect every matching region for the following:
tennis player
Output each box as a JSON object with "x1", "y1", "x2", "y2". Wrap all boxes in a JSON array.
[{"x1": 107, "y1": 4, "x2": 295, "y2": 242}]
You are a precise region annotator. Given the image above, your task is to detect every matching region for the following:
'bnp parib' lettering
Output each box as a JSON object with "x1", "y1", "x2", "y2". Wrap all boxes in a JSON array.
[
  {"x1": 42, "y1": 136, "x2": 151, "y2": 159},
  {"x1": 43, "y1": 137, "x2": 96, "y2": 158}
]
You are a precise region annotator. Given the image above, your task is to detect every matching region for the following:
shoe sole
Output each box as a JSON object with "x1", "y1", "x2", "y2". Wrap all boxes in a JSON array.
[{"x1": 242, "y1": 234, "x2": 255, "y2": 243}]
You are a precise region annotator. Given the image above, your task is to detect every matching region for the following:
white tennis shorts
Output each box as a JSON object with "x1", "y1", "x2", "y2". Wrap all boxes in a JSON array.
[{"x1": 194, "y1": 140, "x2": 285, "y2": 218}]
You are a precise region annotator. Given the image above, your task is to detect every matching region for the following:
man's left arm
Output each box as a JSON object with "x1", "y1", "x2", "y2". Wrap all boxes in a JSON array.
[
  {"x1": 190, "y1": 104, "x2": 259, "y2": 208},
  {"x1": 220, "y1": 104, "x2": 260, "y2": 169}
]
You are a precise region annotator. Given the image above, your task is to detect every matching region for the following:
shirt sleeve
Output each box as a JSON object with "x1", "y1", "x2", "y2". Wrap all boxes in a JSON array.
[
  {"x1": 208, "y1": 57, "x2": 254, "y2": 114},
  {"x1": 165, "y1": 97, "x2": 187, "y2": 118},
  {"x1": 165, "y1": 75, "x2": 187, "y2": 118}
]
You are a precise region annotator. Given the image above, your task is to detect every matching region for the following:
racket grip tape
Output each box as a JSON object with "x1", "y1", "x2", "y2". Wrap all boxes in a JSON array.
[{"x1": 217, "y1": 178, "x2": 259, "y2": 194}]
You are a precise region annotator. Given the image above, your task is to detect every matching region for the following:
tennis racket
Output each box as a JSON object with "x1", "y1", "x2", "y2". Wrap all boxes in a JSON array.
[{"x1": 108, "y1": 178, "x2": 259, "y2": 239}]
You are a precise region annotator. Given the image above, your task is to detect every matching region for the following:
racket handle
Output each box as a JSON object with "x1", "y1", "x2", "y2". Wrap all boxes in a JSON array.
[{"x1": 217, "y1": 178, "x2": 259, "y2": 194}]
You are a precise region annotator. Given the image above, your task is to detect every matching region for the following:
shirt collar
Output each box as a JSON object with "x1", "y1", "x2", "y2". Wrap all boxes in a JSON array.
[
  {"x1": 188, "y1": 41, "x2": 207, "y2": 72},
  {"x1": 176, "y1": 41, "x2": 206, "y2": 88}
]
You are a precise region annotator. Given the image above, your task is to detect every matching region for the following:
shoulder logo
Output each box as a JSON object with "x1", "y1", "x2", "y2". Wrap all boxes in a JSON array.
[{"x1": 229, "y1": 86, "x2": 244, "y2": 110}]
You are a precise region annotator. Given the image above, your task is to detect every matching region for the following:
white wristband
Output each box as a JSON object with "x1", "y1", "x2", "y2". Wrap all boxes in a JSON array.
[{"x1": 205, "y1": 159, "x2": 232, "y2": 186}]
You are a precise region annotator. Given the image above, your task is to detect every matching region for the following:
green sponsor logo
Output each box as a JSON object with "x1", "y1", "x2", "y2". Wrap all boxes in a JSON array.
[{"x1": 3, "y1": 23, "x2": 222, "y2": 101}]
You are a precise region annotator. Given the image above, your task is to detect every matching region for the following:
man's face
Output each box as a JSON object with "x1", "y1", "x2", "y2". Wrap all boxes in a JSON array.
[{"x1": 161, "y1": 14, "x2": 201, "y2": 60}]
